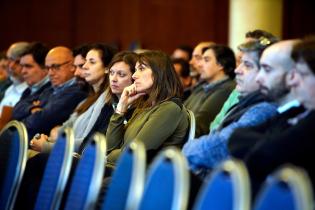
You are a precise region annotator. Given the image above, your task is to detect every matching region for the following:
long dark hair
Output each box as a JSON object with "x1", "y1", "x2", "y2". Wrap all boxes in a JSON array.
[
  {"x1": 76, "y1": 44, "x2": 117, "y2": 114},
  {"x1": 134, "y1": 50, "x2": 183, "y2": 109}
]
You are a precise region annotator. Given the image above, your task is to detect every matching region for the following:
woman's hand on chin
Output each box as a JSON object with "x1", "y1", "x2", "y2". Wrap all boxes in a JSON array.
[{"x1": 116, "y1": 84, "x2": 146, "y2": 114}]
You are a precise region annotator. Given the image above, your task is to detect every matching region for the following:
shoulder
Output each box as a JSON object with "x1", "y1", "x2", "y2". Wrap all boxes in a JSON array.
[{"x1": 245, "y1": 102, "x2": 278, "y2": 117}]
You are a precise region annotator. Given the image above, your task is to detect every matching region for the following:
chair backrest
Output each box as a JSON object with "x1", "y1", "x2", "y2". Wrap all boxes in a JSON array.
[
  {"x1": 253, "y1": 165, "x2": 314, "y2": 210},
  {"x1": 193, "y1": 158, "x2": 251, "y2": 210},
  {"x1": 0, "y1": 120, "x2": 28, "y2": 210},
  {"x1": 101, "y1": 140, "x2": 146, "y2": 210},
  {"x1": 187, "y1": 109, "x2": 196, "y2": 142},
  {"x1": 138, "y1": 147, "x2": 190, "y2": 210},
  {"x1": 64, "y1": 132, "x2": 107, "y2": 210},
  {"x1": 33, "y1": 127, "x2": 75, "y2": 210}
]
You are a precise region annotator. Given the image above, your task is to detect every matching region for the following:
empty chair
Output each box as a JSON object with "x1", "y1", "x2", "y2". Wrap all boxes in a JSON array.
[
  {"x1": 187, "y1": 109, "x2": 196, "y2": 142},
  {"x1": 63, "y1": 132, "x2": 107, "y2": 210},
  {"x1": 138, "y1": 147, "x2": 190, "y2": 210},
  {"x1": 101, "y1": 140, "x2": 146, "y2": 210},
  {"x1": 0, "y1": 120, "x2": 28, "y2": 210},
  {"x1": 193, "y1": 158, "x2": 251, "y2": 210},
  {"x1": 253, "y1": 165, "x2": 314, "y2": 210},
  {"x1": 33, "y1": 127, "x2": 75, "y2": 210}
]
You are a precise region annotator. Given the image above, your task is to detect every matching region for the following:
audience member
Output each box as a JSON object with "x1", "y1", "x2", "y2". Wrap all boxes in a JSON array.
[
  {"x1": 172, "y1": 58, "x2": 192, "y2": 100},
  {"x1": 210, "y1": 29, "x2": 278, "y2": 131},
  {"x1": 172, "y1": 44, "x2": 193, "y2": 61},
  {"x1": 189, "y1": 41, "x2": 214, "y2": 85},
  {"x1": 0, "y1": 42, "x2": 29, "y2": 113},
  {"x1": 184, "y1": 44, "x2": 236, "y2": 136},
  {"x1": 0, "y1": 51, "x2": 11, "y2": 101},
  {"x1": 72, "y1": 43, "x2": 91, "y2": 90},
  {"x1": 12, "y1": 42, "x2": 51, "y2": 120},
  {"x1": 106, "y1": 50, "x2": 189, "y2": 164}
]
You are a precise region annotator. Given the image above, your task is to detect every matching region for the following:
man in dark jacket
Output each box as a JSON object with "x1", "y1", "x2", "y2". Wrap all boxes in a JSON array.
[{"x1": 12, "y1": 46, "x2": 87, "y2": 139}]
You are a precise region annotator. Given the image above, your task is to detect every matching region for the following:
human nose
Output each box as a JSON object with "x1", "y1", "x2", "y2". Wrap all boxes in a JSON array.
[
  {"x1": 255, "y1": 71, "x2": 263, "y2": 85},
  {"x1": 132, "y1": 71, "x2": 138, "y2": 81},
  {"x1": 234, "y1": 64, "x2": 242, "y2": 75}
]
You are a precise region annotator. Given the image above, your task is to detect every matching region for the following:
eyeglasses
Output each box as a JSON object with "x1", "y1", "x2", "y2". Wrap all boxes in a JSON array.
[{"x1": 46, "y1": 60, "x2": 71, "y2": 71}]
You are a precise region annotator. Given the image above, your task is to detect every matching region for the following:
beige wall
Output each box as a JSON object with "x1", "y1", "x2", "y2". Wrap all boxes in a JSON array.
[{"x1": 229, "y1": 0, "x2": 283, "y2": 50}]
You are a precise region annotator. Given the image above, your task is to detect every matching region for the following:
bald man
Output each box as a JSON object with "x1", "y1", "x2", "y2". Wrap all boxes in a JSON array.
[{"x1": 12, "y1": 46, "x2": 88, "y2": 139}]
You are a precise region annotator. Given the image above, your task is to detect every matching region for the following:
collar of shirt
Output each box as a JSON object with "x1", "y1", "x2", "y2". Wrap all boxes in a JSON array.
[
  {"x1": 277, "y1": 100, "x2": 301, "y2": 113},
  {"x1": 52, "y1": 77, "x2": 76, "y2": 95},
  {"x1": 30, "y1": 75, "x2": 50, "y2": 94},
  {"x1": 202, "y1": 76, "x2": 229, "y2": 92}
]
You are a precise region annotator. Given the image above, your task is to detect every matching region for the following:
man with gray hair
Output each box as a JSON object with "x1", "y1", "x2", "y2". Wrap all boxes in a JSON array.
[{"x1": 0, "y1": 42, "x2": 29, "y2": 113}]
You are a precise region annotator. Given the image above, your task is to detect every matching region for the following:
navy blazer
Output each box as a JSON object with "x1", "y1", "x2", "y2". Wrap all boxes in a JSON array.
[{"x1": 16, "y1": 81, "x2": 87, "y2": 138}]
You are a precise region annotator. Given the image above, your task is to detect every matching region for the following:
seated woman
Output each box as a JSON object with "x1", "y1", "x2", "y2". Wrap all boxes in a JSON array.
[
  {"x1": 14, "y1": 50, "x2": 138, "y2": 210},
  {"x1": 30, "y1": 49, "x2": 138, "y2": 153},
  {"x1": 106, "y1": 50, "x2": 189, "y2": 164}
]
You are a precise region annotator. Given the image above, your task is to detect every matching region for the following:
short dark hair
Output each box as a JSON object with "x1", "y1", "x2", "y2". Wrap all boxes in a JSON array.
[
  {"x1": 175, "y1": 45, "x2": 193, "y2": 60},
  {"x1": 88, "y1": 43, "x2": 118, "y2": 67},
  {"x1": 202, "y1": 44, "x2": 236, "y2": 79},
  {"x1": 21, "y1": 42, "x2": 49, "y2": 67},
  {"x1": 72, "y1": 43, "x2": 92, "y2": 58},
  {"x1": 292, "y1": 36, "x2": 315, "y2": 74},
  {"x1": 172, "y1": 58, "x2": 190, "y2": 78}
]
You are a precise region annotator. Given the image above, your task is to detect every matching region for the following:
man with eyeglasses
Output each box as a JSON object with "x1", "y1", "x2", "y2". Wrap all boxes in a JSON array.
[
  {"x1": 12, "y1": 42, "x2": 51, "y2": 121},
  {"x1": 12, "y1": 46, "x2": 87, "y2": 138},
  {"x1": 0, "y1": 42, "x2": 29, "y2": 114},
  {"x1": 228, "y1": 38, "x2": 315, "y2": 195}
]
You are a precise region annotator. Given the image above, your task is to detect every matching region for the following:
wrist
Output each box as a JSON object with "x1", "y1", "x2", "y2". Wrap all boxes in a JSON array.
[{"x1": 115, "y1": 108, "x2": 126, "y2": 115}]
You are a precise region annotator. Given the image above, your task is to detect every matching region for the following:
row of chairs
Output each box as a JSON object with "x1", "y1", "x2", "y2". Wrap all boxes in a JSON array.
[{"x1": 1, "y1": 120, "x2": 314, "y2": 210}]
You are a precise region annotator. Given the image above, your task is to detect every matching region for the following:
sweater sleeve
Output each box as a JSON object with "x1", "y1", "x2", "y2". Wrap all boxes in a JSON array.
[
  {"x1": 182, "y1": 102, "x2": 278, "y2": 172},
  {"x1": 106, "y1": 113, "x2": 128, "y2": 151}
]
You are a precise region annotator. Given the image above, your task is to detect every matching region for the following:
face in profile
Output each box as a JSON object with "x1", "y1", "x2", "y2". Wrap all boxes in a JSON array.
[
  {"x1": 109, "y1": 61, "x2": 133, "y2": 96},
  {"x1": 132, "y1": 61, "x2": 154, "y2": 93},
  {"x1": 256, "y1": 52, "x2": 290, "y2": 100},
  {"x1": 74, "y1": 54, "x2": 86, "y2": 79},
  {"x1": 235, "y1": 51, "x2": 260, "y2": 97},
  {"x1": 289, "y1": 61, "x2": 315, "y2": 109},
  {"x1": 83, "y1": 49, "x2": 106, "y2": 86}
]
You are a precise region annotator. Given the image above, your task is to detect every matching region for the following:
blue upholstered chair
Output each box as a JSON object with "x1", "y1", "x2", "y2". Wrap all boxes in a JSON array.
[
  {"x1": 63, "y1": 132, "x2": 107, "y2": 210},
  {"x1": 137, "y1": 147, "x2": 190, "y2": 210},
  {"x1": 193, "y1": 158, "x2": 251, "y2": 210},
  {"x1": 101, "y1": 140, "x2": 146, "y2": 210},
  {"x1": 253, "y1": 165, "x2": 314, "y2": 210},
  {"x1": 33, "y1": 127, "x2": 75, "y2": 210},
  {"x1": 0, "y1": 120, "x2": 28, "y2": 210},
  {"x1": 187, "y1": 109, "x2": 196, "y2": 142}
]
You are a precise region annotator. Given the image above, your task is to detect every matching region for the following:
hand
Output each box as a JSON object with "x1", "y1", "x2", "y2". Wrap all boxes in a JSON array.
[
  {"x1": 116, "y1": 84, "x2": 146, "y2": 114},
  {"x1": 29, "y1": 134, "x2": 49, "y2": 152},
  {"x1": 30, "y1": 107, "x2": 43, "y2": 114}
]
